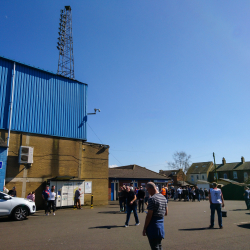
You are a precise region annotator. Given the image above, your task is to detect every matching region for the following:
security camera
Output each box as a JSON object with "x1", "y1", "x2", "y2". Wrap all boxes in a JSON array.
[{"x1": 94, "y1": 109, "x2": 101, "y2": 112}]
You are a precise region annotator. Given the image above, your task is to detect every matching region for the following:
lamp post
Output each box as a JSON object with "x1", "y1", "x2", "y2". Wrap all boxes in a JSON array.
[{"x1": 213, "y1": 152, "x2": 218, "y2": 183}]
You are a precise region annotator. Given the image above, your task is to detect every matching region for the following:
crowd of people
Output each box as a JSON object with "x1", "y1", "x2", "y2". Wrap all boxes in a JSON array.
[{"x1": 118, "y1": 184, "x2": 210, "y2": 214}]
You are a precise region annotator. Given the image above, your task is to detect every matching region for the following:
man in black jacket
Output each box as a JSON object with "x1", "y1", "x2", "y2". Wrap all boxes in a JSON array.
[{"x1": 137, "y1": 186, "x2": 145, "y2": 213}]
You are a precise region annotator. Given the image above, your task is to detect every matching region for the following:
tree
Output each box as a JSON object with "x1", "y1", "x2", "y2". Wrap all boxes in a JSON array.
[{"x1": 167, "y1": 151, "x2": 191, "y2": 174}]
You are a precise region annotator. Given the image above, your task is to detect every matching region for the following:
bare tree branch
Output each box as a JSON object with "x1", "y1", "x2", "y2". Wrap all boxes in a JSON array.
[{"x1": 167, "y1": 151, "x2": 191, "y2": 174}]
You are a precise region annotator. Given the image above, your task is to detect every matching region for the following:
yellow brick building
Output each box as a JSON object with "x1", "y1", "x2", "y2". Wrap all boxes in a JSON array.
[{"x1": 2, "y1": 130, "x2": 109, "y2": 209}]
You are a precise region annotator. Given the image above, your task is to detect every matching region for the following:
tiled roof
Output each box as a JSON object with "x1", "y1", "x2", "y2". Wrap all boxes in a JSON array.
[
  {"x1": 214, "y1": 162, "x2": 250, "y2": 171},
  {"x1": 159, "y1": 170, "x2": 180, "y2": 177},
  {"x1": 109, "y1": 164, "x2": 171, "y2": 180},
  {"x1": 187, "y1": 162, "x2": 214, "y2": 174},
  {"x1": 0, "y1": 137, "x2": 8, "y2": 148}
]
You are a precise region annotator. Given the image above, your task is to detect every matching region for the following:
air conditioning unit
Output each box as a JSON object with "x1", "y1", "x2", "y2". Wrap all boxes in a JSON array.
[{"x1": 18, "y1": 146, "x2": 34, "y2": 164}]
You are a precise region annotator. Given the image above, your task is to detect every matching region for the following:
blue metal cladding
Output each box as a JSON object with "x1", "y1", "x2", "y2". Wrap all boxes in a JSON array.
[{"x1": 0, "y1": 56, "x2": 87, "y2": 140}]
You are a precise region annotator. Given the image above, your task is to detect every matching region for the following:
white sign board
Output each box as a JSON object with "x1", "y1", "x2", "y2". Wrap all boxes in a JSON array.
[{"x1": 85, "y1": 181, "x2": 92, "y2": 194}]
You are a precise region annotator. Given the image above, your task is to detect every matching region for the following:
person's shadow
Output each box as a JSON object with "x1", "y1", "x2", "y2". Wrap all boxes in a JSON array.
[
  {"x1": 89, "y1": 225, "x2": 125, "y2": 229},
  {"x1": 230, "y1": 209, "x2": 247, "y2": 211},
  {"x1": 237, "y1": 223, "x2": 250, "y2": 229},
  {"x1": 98, "y1": 211, "x2": 123, "y2": 214},
  {"x1": 179, "y1": 227, "x2": 219, "y2": 231}
]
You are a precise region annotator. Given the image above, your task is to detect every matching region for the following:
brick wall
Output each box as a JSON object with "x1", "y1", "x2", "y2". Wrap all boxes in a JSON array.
[{"x1": 1, "y1": 130, "x2": 109, "y2": 208}]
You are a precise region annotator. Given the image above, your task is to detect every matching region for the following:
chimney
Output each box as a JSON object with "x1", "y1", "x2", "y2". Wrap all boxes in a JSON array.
[
  {"x1": 241, "y1": 156, "x2": 245, "y2": 163},
  {"x1": 222, "y1": 157, "x2": 226, "y2": 165}
]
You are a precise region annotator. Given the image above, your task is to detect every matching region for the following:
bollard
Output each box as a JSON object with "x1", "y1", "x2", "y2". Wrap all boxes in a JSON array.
[{"x1": 91, "y1": 194, "x2": 93, "y2": 209}]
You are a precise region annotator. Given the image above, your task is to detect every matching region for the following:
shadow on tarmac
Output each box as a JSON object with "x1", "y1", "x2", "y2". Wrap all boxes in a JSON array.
[
  {"x1": 230, "y1": 209, "x2": 247, "y2": 211},
  {"x1": 0, "y1": 217, "x2": 29, "y2": 223},
  {"x1": 98, "y1": 211, "x2": 124, "y2": 214},
  {"x1": 237, "y1": 223, "x2": 250, "y2": 229},
  {"x1": 179, "y1": 227, "x2": 219, "y2": 231},
  {"x1": 89, "y1": 225, "x2": 125, "y2": 229}
]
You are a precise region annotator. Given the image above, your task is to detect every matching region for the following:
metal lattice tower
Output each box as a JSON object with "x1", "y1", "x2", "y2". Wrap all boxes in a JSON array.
[{"x1": 57, "y1": 6, "x2": 74, "y2": 79}]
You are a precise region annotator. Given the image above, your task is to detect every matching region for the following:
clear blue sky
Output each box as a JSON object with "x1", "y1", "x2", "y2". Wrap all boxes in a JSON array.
[{"x1": 1, "y1": 1, "x2": 250, "y2": 171}]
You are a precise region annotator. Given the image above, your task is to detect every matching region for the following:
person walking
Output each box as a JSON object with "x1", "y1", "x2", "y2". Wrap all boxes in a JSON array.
[
  {"x1": 160, "y1": 186, "x2": 166, "y2": 198},
  {"x1": 145, "y1": 187, "x2": 150, "y2": 207},
  {"x1": 186, "y1": 186, "x2": 190, "y2": 201},
  {"x1": 177, "y1": 187, "x2": 182, "y2": 201},
  {"x1": 200, "y1": 188, "x2": 205, "y2": 201},
  {"x1": 48, "y1": 186, "x2": 56, "y2": 215},
  {"x1": 196, "y1": 186, "x2": 200, "y2": 202},
  {"x1": 42, "y1": 185, "x2": 50, "y2": 215},
  {"x1": 8, "y1": 186, "x2": 17, "y2": 197},
  {"x1": 75, "y1": 188, "x2": 83, "y2": 209},
  {"x1": 137, "y1": 186, "x2": 145, "y2": 213},
  {"x1": 191, "y1": 187, "x2": 196, "y2": 202},
  {"x1": 124, "y1": 186, "x2": 139, "y2": 227},
  {"x1": 142, "y1": 182, "x2": 168, "y2": 250},
  {"x1": 118, "y1": 186, "x2": 125, "y2": 212},
  {"x1": 204, "y1": 188, "x2": 209, "y2": 200},
  {"x1": 209, "y1": 182, "x2": 225, "y2": 229},
  {"x1": 243, "y1": 186, "x2": 250, "y2": 210}
]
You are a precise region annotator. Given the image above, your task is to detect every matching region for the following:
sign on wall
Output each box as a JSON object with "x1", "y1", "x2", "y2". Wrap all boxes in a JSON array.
[
  {"x1": 0, "y1": 161, "x2": 2, "y2": 169},
  {"x1": 85, "y1": 181, "x2": 92, "y2": 194}
]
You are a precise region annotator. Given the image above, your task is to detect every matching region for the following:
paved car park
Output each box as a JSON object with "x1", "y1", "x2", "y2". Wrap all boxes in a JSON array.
[{"x1": 0, "y1": 200, "x2": 249, "y2": 250}]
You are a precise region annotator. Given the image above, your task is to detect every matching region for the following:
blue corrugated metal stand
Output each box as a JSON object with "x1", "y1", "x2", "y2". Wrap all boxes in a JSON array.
[{"x1": 0, "y1": 56, "x2": 87, "y2": 140}]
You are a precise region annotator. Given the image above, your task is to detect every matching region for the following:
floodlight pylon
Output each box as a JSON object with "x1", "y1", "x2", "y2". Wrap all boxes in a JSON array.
[{"x1": 57, "y1": 6, "x2": 74, "y2": 79}]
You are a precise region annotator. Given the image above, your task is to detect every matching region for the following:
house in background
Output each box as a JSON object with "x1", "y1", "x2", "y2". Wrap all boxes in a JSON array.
[
  {"x1": 209, "y1": 157, "x2": 250, "y2": 183},
  {"x1": 186, "y1": 162, "x2": 214, "y2": 188},
  {"x1": 109, "y1": 165, "x2": 172, "y2": 201},
  {"x1": 159, "y1": 169, "x2": 186, "y2": 186}
]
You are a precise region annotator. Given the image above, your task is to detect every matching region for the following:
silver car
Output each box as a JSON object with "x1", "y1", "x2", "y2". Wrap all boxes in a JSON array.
[{"x1": 0, "y1": 191, "x2": 36, "y2": 220}]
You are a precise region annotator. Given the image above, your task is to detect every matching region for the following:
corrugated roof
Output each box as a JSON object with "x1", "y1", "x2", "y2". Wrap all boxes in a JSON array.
[
  {"x1": 109, "y1": 164, "x2": 171, "y2": 180},
  {"x1": 187, "y1": 162, "x2": 214, "y2": 174}
]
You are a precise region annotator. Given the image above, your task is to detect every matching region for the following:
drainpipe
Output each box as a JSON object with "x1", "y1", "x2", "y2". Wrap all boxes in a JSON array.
[{"x1": 6, "y1": 62, "x2": 16, "y2": 156}]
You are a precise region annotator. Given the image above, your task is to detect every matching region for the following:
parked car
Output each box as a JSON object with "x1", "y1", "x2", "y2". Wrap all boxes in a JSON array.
[{"x1": 0, "y1": 191, "x2": 36, "y2": 220}]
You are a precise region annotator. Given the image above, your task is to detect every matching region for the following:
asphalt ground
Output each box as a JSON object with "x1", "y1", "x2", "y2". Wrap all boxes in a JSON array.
[{"x1": 0, "y1": 199, "x2": 249, "y2": 250}]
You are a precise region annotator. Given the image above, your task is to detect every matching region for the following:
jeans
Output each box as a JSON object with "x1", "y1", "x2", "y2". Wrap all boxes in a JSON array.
[
  {"x1": 44, "y1": 200, "x2": 48, "y2": 214},
  {"x1": 245, "y1": 199, "x2": 250, "y2": 210},
  {"x1": 138, "y1": 199, "x2": 144, "y2": 213},
  {"x1": 210, "y1": 203, "x2": 222, "y2": 227},
  {"x1": 147, "y1": 237, "x2": 162, "y2": 250},
  {"x1": 119, "y1": 199, "x2": 124, "y2": 211},
  {"x1": 125, "y1": 204, "x2": 139, "y2": 225},
  {"x1": 186, "y1": 195, "x2": 189, "y2": 201},
  {"x1": 197, "y1": 194, "x2": 200, "y2": 202},
  {"x1": 48, "y1": 200, "x2": 56, "y2": 213}
]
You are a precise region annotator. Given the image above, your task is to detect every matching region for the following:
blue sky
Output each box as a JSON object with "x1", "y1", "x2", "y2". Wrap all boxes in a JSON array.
[{"x1": 1, "y1": 1, "x2": 250, "y2": 171}]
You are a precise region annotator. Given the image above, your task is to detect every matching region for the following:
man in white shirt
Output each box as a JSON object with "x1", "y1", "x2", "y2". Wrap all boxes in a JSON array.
[
  {"x1": 177, "y1": 187, "x2": 182, "y2": 201},
  {"x1": 208, "y1": 182, "x2": 225, "y2": 229}
]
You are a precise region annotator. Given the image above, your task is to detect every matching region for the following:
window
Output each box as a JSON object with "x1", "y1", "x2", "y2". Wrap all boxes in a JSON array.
[
  {"x1": 191, "y1": 175, "x2": 194, "y2": 182},
  {"x1": 202, "y1": 175, "x2": 205, "y2": 180},
  {"x1": 233, "y1": 171, "x2": 237, "y2": 179},
  {"x1": 195, "y1": 166, "x2": 198, "y2": 168},
  {"x1": 0, "y1": 193, "x2": 6, "y2": 199},
  {"x1": 197, "y1": 175, "x2": 199, "y2": 180},
  {"x1": 202, "y1": 165, "x2": 206, "y2": 168},
  {"x1": 244, "y1": 172, "x2": 248, "y2": 182},
  {"x1": 223, "y1": 173, "x2": 227, "y2": 179}
]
